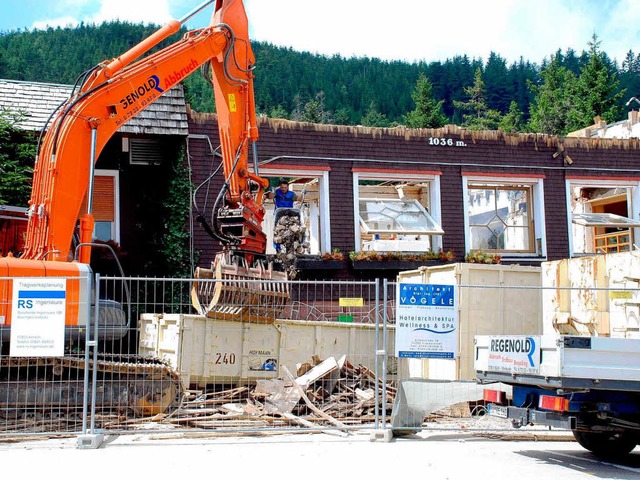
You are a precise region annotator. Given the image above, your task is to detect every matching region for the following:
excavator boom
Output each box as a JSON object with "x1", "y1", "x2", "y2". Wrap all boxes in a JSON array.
[{"x1": 24, "y1": 0, "x2": 267, "y2": 264}]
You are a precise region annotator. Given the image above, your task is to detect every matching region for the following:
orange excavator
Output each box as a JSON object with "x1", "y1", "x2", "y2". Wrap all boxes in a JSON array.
[{"x1": 0, "y1": 0, "x2": 286, "y2": 416}]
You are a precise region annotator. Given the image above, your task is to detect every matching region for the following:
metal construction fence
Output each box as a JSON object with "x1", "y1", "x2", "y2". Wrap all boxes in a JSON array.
[{"x1": 0, "y1": 272, "x2": 637, "y2": 443}]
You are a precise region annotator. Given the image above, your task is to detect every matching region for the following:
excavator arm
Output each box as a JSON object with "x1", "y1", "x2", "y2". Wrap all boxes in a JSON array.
[
  {"x1": 2, "y1": 0, "x2": 286, "y2": 339},
  {"x1": 23, "y1": 0, "x2": 268, "y2": 264}
]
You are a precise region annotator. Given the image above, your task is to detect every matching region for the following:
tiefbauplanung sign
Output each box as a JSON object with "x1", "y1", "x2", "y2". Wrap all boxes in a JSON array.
[{"x1": 10, "y1": 278, "x2": 66, "y2": 357}]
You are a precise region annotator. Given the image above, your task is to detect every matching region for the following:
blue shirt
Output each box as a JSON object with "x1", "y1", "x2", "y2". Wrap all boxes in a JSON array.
[{"x1": 274, "y1": 189, "x2": 296, "y2": 208}]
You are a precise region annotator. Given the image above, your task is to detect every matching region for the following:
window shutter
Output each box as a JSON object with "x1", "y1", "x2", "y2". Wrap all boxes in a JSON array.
[{"x1": 79, "y1": 175, "x2": 115, "y2": 222}]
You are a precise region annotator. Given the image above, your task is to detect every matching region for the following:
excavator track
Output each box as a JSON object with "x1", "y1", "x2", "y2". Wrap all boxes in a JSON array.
[{"x1": 0, "y1": 354, "x2": 183, "y2": 419}]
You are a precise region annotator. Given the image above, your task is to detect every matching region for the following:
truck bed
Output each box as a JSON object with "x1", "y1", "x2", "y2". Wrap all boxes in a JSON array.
[{"x1": 475, "y1": 335, "x2": 640, "y2": 392}]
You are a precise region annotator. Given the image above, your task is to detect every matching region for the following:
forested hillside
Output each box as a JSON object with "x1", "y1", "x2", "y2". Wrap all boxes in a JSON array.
[{"x1": 1, "y1": 21, "x2": 640, "y2": 134}]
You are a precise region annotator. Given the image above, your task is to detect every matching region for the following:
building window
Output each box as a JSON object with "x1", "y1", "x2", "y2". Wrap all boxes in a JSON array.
[
  {"x1": 260, "y1": 167, "x2": 330, "y2": 255},
  {"x1": 567, "y1": 178, "x2": 640, "y2": 256},
  {"x1": 463, "y1": 174, "x2": 546, "y2": 257},
  {"x1": 353, "y1": 170, "x2": 443, "y2": 252},
  {"x1": 79, "y1": 170, "x2": 120, "y2": 242}
]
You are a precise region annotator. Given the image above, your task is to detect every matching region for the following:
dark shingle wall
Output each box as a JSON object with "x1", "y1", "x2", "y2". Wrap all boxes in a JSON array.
[{"x1": 188, "y1": 109, "x2": 640, "y2": 278}]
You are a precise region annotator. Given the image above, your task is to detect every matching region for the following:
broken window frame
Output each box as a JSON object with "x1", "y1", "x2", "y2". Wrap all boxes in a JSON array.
[
  {"x1": 358, "y1": 198, "x2": 444, "y2": 235},
  {"x1": 352, "y1": 170, "x2": 443, "y2": 253},
  {"x1": 566, "y1": 178, "x2": 640, "y2": 257},
  {"x1": 572, "y1": 212, "x2": 640, "y2": 228},
  {"x1": 260, "y1": 168, "x2": 331, "y2": 255}
]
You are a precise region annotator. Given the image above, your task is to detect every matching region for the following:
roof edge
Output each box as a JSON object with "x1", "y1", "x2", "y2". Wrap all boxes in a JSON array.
[{"x1": 186, "y1": 106, "x2": 640, "y2": 150}]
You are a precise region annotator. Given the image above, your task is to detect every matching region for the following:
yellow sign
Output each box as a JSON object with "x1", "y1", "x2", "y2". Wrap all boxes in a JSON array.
[
  {"x1": 610, "y1": 290, "x2": 634, "y2": 300},
  {"x1": 339, "y1": 298, "x2": 364, "y2": 307},
  {"x1": 228, "y1": 94, "x2": 237, "y2": 112}
]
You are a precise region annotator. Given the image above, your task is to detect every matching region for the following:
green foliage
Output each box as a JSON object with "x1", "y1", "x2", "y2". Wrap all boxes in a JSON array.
[
  {"x1": 268, "y1": 104, "x2": 289, "y2": 120},
  {"x1": 297, "y1": 91, "x2": 333, "y2": 124},
  {"x1": 465, "y1": 250, "x2": 501, "y2": 264},
  {"x1": 527, "y1": 36, "x2": 624, "y2": 135},
  {"x1": 349, "y1": 249, "x2": 455, "y2": 262},
  {"x1": 454, "y1": 68, "x2": 503, "y2": 130},
  {"x1": 565, "y1": 35, "x2": 624, "y2": 132},
  {"x1": 361, "y1": 101, "x2": 390, "y2": 127},
  {"x1": 0, "y1": 22, "x2": 634, "y2": 134},
  {"x1": 0, "y1": 23, "x2": 537, "y2": 127},
  {"x1": 0, "y1": 108, "x2": 35, "y2": 206},
  {"x1": 403, "y1": 74, "x2": 446, "y2": 128},
  {"x1": 499, "y1": 101, "x2": 525, "y2": 133},
  {"x1": 157, "y1": 149, "x2": 195, "y2": 278},
  {"x1": 526, "y1": 57, "x2": 577, "y2": 135},
  {"x1": 0, "y1": 21, "x2": 184, "y2": 84},
  {"x1": 483, "y1": 52, "x2": 513, "y2": 113},
  {"x1": 183, "y1": 75, "x2": 215, "y2": 112}
]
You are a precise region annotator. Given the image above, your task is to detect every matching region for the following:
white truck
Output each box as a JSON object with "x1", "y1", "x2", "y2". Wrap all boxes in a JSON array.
[{"x1": 475, "y1": 334, "x2": 640, "y2": 457}]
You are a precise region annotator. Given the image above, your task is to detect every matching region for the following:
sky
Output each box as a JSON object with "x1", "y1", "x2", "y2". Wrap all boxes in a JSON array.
[{"x1": 1, "y1": 0, "x2": 639, "y2": 65}]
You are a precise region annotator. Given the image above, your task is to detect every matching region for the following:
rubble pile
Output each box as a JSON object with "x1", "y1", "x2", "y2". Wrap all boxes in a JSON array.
[
  {"x1": 273, "y1": 211, "x2": 309, "y2": 278},
  {"x1": 106, "y1": 356, "x2": 397, "y2": 432},
  {"x1": 0, "y1": 355, "x2": 480, "y2": 435}
]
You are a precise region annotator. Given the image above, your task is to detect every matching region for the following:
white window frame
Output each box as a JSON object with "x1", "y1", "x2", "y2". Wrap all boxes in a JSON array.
[
  {"x1": 462, "y1": 174, "x2": 546, "y2": 258},
  {"x1": 260, "y1": 168, "x2": 331, "y2": 254},
  {"x1": 353, "y1": 171, "x2": 442, "y2": 252},
  {"x1": 566, "y1": 178, "x2": 640, "y2": 257}
]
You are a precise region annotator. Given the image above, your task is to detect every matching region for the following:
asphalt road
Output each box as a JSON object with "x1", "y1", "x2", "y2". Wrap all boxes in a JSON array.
[{"x1": 2, "y1": 428, "x2": 640, "y2": 480}]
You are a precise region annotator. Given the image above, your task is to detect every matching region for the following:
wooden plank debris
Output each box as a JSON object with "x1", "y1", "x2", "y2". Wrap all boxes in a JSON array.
[
  {"x1": 0, "y1": 356, "x2": 398, "y2": 433},
  {"x1": 154, "y1": 355, "x2": 397, "y2": 431}
]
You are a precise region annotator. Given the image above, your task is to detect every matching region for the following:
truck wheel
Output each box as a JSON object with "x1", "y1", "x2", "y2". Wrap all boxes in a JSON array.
[{"x1": 572, "y1": 430, "x2": 637, "y2": 457}]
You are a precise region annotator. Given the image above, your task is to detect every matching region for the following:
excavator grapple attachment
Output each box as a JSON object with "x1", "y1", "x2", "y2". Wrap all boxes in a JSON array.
[{"x1": 192, "y1": 252, "x2": 289, "y2": 323}]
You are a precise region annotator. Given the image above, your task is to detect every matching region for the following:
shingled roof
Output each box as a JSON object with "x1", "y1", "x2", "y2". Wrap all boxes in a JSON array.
[{"x1": 0, "y1": 78, "x2": 188, "y2": 136}]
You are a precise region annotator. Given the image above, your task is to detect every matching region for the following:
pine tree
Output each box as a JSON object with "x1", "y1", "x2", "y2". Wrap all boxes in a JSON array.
[
  {"x1": 483, "y1": 52, "x2": 512, "y2": 113},
  {"x1": 620, "y1": 50, "x2": 640, "y2": 106},
  {"x1": 361, "y1": 101, "x2": 390, "y2": 127},
  {"x1": 621, "y1": 50, "x2": 639, "y2": 74},
  {"x1": 527, "y1": 56, "x2": 577, "y2": 135},
  {"x1": 403, "y1": 74, "x2": 446, "y2": 128},
  {"x1": 566, "y1": 34, "x2": 624, "y2": 132},
  {"x1": 454, "y1": 68, "x2": 502, "y2": 130},
  {"x1": 268, "y1": 105, "x2": 289, "y2": 119},
  {"x1": 300, "y1": 91, "x2": 333, "y2": 124},
  {"x1": 499, "y1": 101, "x2": 524, "y2": 133}
]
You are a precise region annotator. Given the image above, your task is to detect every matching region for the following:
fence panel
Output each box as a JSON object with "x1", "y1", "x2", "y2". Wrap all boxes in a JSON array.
[
  {"x1": 90, "y1": 276, "x2": 393, "y2": 435},
  {"x1": 3, "y1": 272, "x2": 633, "y2": 439},
  {"x1": 0, "y1": 275, "x2": 91, "y2": 436}
]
